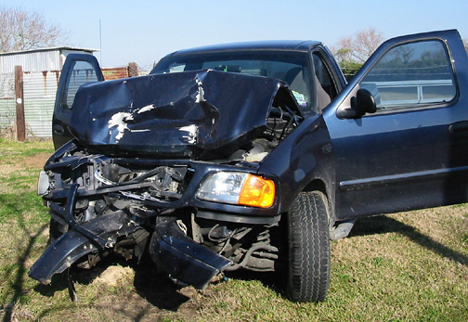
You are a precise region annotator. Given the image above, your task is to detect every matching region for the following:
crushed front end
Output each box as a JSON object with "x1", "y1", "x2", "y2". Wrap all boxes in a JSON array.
[{"x1": 29, "y1": 70, "x2": 303, "y2": 291}]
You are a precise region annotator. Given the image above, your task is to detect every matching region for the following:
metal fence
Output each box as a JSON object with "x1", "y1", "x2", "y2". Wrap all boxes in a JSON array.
[{"x1": 0, "y1": 69, "x2": 60, "y2": 139}]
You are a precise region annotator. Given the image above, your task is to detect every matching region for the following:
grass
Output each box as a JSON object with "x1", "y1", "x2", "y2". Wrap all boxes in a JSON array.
[{"x1": 0, "y1": 138, "x2": 467, "y2": 321}]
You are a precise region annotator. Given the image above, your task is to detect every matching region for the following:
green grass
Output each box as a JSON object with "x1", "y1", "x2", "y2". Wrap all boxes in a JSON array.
[{"x1": 0, "y1": 139, "x2": 467, "y2": 321}]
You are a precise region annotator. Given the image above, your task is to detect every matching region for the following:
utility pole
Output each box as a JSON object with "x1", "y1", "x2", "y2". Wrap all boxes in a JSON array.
[{"x1": 15, "y1": 65, "x2": 25, "y2": 141}]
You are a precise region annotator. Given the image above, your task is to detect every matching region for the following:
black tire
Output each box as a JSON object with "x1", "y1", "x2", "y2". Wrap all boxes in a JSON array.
[{"x1": 286, "y1": 191, "x2": 330, "y2": 302}]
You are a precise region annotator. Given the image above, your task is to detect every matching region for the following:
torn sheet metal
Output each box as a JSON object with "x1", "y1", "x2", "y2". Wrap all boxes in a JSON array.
[
  {"x1": 69, "y1": 70, "x2": 297, "y2": 158},
  {"x1": 149, "y1": 220, "x2": 232, "y2": 289},
  {"x1": 29, "y1": 211, "x2": 130, "y2": 284}
]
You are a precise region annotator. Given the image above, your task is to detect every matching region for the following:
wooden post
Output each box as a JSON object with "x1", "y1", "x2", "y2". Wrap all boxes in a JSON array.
[{"x1": 15, "y1": 65, "x2": 26, "y2": 141}]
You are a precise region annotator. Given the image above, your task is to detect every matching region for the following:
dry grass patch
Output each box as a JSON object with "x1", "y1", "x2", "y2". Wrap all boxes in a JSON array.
[{"x1": 92, "y1": 265, "x2": 135, "y2": 287}]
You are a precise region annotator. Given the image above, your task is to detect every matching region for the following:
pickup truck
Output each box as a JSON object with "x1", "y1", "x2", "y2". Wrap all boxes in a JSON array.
[{"x1": 29, "y1": 29, "x2": 468, "y2": 303}]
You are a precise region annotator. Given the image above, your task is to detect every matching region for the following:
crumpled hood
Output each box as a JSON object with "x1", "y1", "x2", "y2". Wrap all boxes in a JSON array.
[{"x1": 69, "y1": 69, "x2": 297, "y2": 158}]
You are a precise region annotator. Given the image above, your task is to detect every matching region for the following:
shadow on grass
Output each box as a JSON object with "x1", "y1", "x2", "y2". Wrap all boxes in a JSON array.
[
  {"x1": 225, "y1": 213, "x2": 468, "y2": 300},
  {"x1": 2, "y1": 222, "x2": 48, "y2": 322},
  {"x1": 349, "y1": 215, "x2": 468, "y2": 267},
  {"x1": 132, "y1": 260, "x2": 193, "y2": 310},
  {"x1": 30, "y1": 258, "x2": 193, "y2": 321},
  {"x1": 33, "y1": 255, "x2": 192, "y2": 312}
]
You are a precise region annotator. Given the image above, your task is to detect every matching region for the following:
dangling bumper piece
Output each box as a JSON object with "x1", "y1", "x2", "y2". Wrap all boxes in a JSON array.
[{"x1": 149, "y1": 220, "x2": 232, "y2": 289}]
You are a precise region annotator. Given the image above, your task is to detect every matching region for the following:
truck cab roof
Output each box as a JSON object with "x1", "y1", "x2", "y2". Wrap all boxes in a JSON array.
[{"x1": 162, "y1": 40, "x2": 323, "y2": 57}]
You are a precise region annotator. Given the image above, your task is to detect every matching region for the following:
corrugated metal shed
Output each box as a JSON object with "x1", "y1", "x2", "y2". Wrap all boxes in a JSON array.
[
  {"x1": 0, "y1": 47, "x2": 98, "y2": 138},
  {"x1": 0, "y1": 46, "x2": 98, "y2": 73}
]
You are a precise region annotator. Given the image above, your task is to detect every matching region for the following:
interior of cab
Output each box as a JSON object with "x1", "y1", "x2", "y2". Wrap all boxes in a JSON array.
[{"x1": 152, "y1": 51, "x2": 339, "y2": 115}]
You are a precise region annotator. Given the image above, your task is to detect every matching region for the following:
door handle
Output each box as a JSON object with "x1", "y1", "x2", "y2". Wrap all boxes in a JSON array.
[
  {"x1": 448, "y1": 121, "x2": 468, "y2": 137},
  {"x1": 53, "y1": 125, "x2": 64, "y2": 135}
]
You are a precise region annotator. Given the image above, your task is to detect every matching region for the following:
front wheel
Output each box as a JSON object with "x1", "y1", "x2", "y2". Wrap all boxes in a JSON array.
[{"x1": 286, "y1": 191, "x2": 330, "y2": 302}]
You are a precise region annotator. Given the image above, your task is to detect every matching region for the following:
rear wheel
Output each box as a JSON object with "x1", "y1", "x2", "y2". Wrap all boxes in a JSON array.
[{"x1": 286, "y1": 191, "x2": 330, "y2": 302}]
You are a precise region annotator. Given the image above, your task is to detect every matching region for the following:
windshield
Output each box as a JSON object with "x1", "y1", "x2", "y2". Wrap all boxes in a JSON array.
[{"x1": 151, "y1": 51, "x2": 313, "y2": 111}]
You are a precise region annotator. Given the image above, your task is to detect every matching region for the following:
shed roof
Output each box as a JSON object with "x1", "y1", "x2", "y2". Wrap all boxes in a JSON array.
[
  {"x1": 0, "y1": 46, "x2": 99, "y2": 57},
  {"x1": 0, "y1": 46, "x2": 99, "y2": 73}
]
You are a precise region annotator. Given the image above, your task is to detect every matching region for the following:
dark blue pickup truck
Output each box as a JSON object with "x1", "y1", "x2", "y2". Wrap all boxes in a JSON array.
[{"x1": 29, "y1": 29, "x2": 468, "y2": 302}]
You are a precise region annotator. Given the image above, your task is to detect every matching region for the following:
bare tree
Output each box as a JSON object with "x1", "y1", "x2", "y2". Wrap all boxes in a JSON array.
[
  {"x1": 0, "y1": 7, "x2": 67, "y2": 53},
  {"x1": 333, "y1": 27, "x2": 385, "y2": 64},
  {"x1": 463, "y1": 38, "x2": 468, "y2": 53},
  {"x1": 330, "y1": 27, "x2": 385, "y2": 80}
]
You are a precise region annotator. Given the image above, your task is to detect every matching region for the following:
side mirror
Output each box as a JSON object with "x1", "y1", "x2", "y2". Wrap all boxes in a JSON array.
[
  {"x1": 337, "y1": 88, "x2": 377, "y2": 119},
  {"x1": 353, "y1": 88, "x2": 376, "y2": 115}
]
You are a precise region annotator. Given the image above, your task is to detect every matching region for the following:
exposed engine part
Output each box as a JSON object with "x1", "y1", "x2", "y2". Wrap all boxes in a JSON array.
[{"x1": 195, "y1": 220, "x2": 279, "y2": 272}]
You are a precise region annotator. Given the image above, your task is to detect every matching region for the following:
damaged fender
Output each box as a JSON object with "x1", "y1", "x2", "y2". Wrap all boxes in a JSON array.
[{"x1": 29, "y1": 211, "x2": 129, "y2": 284}]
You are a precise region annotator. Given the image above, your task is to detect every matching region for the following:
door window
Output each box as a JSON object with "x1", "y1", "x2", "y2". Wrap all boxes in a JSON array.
[
  {"x1": 64, "y1": 60, "x2": 101, "y2": 109},
  {"x1": 361, "y1": 40, "x2": 457, "y2": 111}
]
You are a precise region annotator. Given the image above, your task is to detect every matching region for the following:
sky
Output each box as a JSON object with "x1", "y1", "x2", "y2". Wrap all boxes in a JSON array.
[{"x1": 2, "y1": 0, "x2": 468, "y2": 70}]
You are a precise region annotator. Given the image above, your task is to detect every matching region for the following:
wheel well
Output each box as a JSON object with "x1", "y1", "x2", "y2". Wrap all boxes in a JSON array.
[{"x1": 303, "y1": 179, "x2": 326, "y2": 195}]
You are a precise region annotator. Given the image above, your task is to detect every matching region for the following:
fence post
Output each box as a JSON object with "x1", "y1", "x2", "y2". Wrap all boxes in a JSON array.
[{"x1": 15, "y1": 65, "x2": 26, "y2": 141}]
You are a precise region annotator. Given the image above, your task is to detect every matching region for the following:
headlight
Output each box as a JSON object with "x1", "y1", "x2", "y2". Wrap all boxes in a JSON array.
[
  {"x1": 196, "y1": 172, "x2": 275, "y2": 208},
  {"x1": 37, "y1": 170, "x2": 50, "y2": 196}
]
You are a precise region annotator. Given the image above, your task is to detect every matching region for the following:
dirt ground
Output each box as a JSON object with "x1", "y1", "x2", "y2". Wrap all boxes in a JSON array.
[{"x1": 24, "y1": 153, "x2": 50, "y2": 169}]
